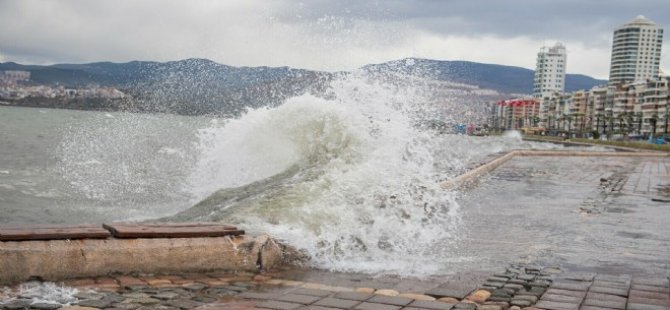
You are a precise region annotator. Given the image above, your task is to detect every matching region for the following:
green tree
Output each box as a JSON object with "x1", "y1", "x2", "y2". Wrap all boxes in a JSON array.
[{"x1": 651, "y1": 113, "x2": 659, "y2": 138}]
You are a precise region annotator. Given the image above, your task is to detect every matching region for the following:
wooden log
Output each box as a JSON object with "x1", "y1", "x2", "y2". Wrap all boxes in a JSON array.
[
  {"x1": 102, "y1": 222, "x2": 244, "y2": 239},
  {"x1": 0, "y1": 225, "x2": 111, "y2": 241}
]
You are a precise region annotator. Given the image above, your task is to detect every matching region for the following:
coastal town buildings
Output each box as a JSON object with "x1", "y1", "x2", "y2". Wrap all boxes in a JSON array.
[
  {"x1": 0, "y1": 70, "x2": 30, "y2": 85},
  {"x1": 493, "y1": 16, "x2": 668, "y2": 138},
  {"x1": 609, "y1": 15, "x2": 664, "y2": 84},
  {"x1": 492, "y1": 98, "x2": 540, "y2": 130},
  {"x1": 533, "y1": 43, "x2": 567, "y2": 99}
]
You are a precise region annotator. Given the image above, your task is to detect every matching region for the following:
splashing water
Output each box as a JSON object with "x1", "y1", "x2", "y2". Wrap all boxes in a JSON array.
[
  {"x1": 0, "y1": 282, "x2": 78, "y2": 306},
  {"x1": 503, "y1": 130, "x2": 523, "y2": 141},
  {"x1": 38, "y1": 69, "x2": 570, "y2": 275},
  {"x1": 171, "y1": 71, "x2": 543, "y2": 276}
]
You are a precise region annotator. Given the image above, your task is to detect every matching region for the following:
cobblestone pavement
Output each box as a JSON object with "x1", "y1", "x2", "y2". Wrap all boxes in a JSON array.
[{"x1": 1, "y1": 266, "x2": 669, "y2": 310}]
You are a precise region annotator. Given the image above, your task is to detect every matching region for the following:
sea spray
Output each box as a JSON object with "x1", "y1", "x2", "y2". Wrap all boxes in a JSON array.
[
  {"x1": 49, "y1": 70, "x2": 567, "y2": 275},
  {"x1": 177, "y1": 71, "x2": 499, "y2": 276}
]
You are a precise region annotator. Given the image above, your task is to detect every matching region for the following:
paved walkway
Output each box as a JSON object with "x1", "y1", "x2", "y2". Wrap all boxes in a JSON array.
[
  {"x1": 622, "y1": 158, "x2": 670, "y2": 196},
  {"x1": 1, "y1": 266, "x2": 669, "y2": 310}
]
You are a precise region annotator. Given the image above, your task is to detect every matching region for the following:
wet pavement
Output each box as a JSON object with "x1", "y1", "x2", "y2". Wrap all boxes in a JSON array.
[
  {"x1": 2, "y1": 155, "x2": 670, "y2": 310},
  {"x1": 455, "y1": 156, "x2": 670, "y2": 275}
]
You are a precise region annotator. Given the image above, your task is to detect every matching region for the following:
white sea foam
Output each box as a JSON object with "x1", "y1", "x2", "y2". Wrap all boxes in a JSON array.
[
  {"x1": 0, "y1": 282, "x2": 78, "y2": 306},
  {"x1": 181, "y1": 72, "x2": 546, "y2": 276}
]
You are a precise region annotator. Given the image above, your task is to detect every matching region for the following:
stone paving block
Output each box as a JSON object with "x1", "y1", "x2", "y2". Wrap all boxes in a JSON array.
[
  {"x1": 518, "y1": 275, "x2": 536, "y2": 281},
  {"x1": 486, "y1": 297, "x2": 511, "y2": 303},
  {"x1": 510, "y1": 300, "x2": 532, "y2": 307},
  {"x1": 29, "y1": 303, "x2": 61, "y2": 310},
  {"x1": 277, "y1": 294, "x2": 322, "y2": 305},
  {"x1": 541, "y1": 294, "x2": 584, "y2": 304},
  {"x1": 629, "y1": 290, "x2": 670, "y2": 300},
  {"x1": 366, "y1": 296, "x2": 412, "y2": 307},
  {"x1": 477, "y1": 305, "x2": 502, "y2": 310},
  {"x1": 628, "y1": 298, "x2": 670, "y2": 307},
  {"x1": 631, "y1": 278, "x2": 670, "y2": 288},
  {"x1": 594, "y1": 275, "x2": 631, "y2": 284},
  {"x1": 491, "y1": 290, "x2": 512, "y2": 298},
  {"x1": 398, "y1": 294, "x2": 436, "y2": 301},
  {"x1": 593, "y1": 281, "x2": 630, "y2": 290},
  {"x1": 302, "y1": 306, "x2": 342, "y2": 310},
  {"x1": 493, "y1": 274, "x2": 514, "y2": 280},
  {"x1": 426, "y1": 288, "x2": 474, "y2": 300},
  {"x1": 407, "y1": 300, "x2": 454, "y2": 310},
  {"x1": 76, "y1": 299, "x2": 114, "y2": 308},
  {"x1": 65, "y1": 279, "x2": 97, "y2": 287},
  {"x1": 631, "y1": 285, "x2": 670, "y2": 294},
  {"x1": 514, "y1": 295, "x2": 538, "y2": 303},
  {"x1": 484, "y1": 282, "x2": 505, "y2": 289},
  {"x1": 586, "y1": 293, "x2": 627, "y2": 303},
  {"x1": 116, "y1": 276, "x2": 147, "y2": 287},
  {"x1": 489, "y1": 277, "x2": 511, "y2": 283},
  {"x1": 507, "y1": 279, "x2": 528, "y2": 286},
  {"x1": 257, "y1": 300, "x2": 303, "y2": 310},
  {"x1": 580, "y1": 306, "x2": 619, "y2": 310},
  {"x1": 626, "y1": 303, "x2": 670, "y2": 310},
  {"x1": 165, "y1": 299, "x2": 202, "y2": 309},
  {"x1": 313, "y1": 297, "x2": 361, "y2": 309},
  {"x1": 531, "y1": 280, "x2": 552, "y2": 288},
  {"x1": 517, "y1": 288, "x2": 546, "y2": 297},
  {"x1": 502, "y1": 284, "x2": 523, "y2": 292},
  {"x1": 353, "y1": 302, "x2": 400, "y2": 310},
  {"x1": 334, "y1": 292, "x2": 374, "y2": 302},
  {"x1": 560, "y1": 273, "x2": 596, "y2": 282},
  {"x1": 546, "y1": 289, "x2": 587, "y2": 299},
  {"x1": 453, "y1": 303, "x2": 477, "y2": 310},
  {"x1": 583, "y1": 298, "x2": 626, "y2": 309},
  {"x1": 239, "y1": 292, "x2": 283, "y2": 300},
  {"x1": 292, "y1": 289, "x2": 333, "y2": 297},
  {"x1": 552, "y1": 281, "x2": 592, "y2": 292},
  {"x1": 145, "y1": 279, "x2": 173, "y2": 286},
  {"x1": 95, "y1": 277, "x2": 119, "y2": 285},
  {"x1": 535, "y1": 300, "x2": 580, "y2": 310},
  {"x1": 589, "y1": 286, "x2": 629, "y2": 297}
]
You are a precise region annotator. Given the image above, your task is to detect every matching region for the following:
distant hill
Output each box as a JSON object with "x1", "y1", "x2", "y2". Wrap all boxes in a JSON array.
[
  {"x1": 362, "y1": 58, "x2": 606, "y2": 94},
  {"x1": 1, "y1": 59, "x2": 332, "y2": 115},
  {"x1": 0, "y1": 57, "x2": 606, "y2": 114}
]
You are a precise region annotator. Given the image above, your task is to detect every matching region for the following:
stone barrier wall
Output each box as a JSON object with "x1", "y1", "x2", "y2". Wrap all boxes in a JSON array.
[
  {"x1": 0, "y1": 234, "x2": 284, "y2": 285},
  {"x1": 440, "y1": 149, "x2": 669, "y2": 190}
]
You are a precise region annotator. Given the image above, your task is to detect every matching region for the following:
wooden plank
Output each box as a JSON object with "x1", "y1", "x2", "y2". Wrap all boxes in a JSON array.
[
  {"x1": 0, "y1": 225, "x2": 111, "y2": 241},
  {"x1": 107, "y1": 222, "x2": 237, "y2": 229},
  {"x1": 102, "y1": 223, "x2": 244, "y2": 239}
]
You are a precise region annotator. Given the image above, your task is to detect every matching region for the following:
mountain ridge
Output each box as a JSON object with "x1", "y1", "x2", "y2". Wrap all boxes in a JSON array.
[{"x1": 1, "y1": 57, "x2": 606, "y2": 95}]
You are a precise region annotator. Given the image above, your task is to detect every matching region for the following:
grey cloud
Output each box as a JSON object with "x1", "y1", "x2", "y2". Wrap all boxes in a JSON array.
[
  {"x1": 0, "y1": 0, "x2": 667, "y2": 78},
  {"x1": 281, "y1": 0, "x2": 668, "y2": 45}
]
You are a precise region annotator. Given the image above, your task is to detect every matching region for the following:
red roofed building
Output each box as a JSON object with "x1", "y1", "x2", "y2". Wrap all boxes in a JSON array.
[{"x1": 492, "y1": 98, "x2": 541, "y2": 130}]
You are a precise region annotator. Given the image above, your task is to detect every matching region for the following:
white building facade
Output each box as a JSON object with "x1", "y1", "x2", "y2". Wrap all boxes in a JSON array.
[
  {"x1": 533, "y1": 43, "x2": 567, "y2": 100},
  {"x1": 608, "y1": 15, "x2": 664, "y2": 84}
]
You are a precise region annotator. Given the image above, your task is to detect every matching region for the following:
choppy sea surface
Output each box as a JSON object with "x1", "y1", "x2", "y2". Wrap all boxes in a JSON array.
[{"x1": 1, "y1": 73, "x2": 628, "y2": 277}]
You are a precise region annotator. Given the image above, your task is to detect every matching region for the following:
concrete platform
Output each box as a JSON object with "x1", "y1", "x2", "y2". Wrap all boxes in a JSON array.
[{"x1": 0, "y1": 234, "x2": 285, "y2": 285}]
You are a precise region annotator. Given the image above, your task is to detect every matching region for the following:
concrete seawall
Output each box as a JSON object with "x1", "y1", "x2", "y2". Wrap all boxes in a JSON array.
[
  {"x1": 440, "y1": 149, "x2": 669, "y2": 190},
  {"x1": 0, "y1": 234, "x2": 284, "y2": 285}
]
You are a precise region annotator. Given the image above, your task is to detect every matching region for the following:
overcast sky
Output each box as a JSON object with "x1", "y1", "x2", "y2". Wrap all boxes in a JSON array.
[{"x1": 0, "y1": 0, "x2": 668, "y2": 79}]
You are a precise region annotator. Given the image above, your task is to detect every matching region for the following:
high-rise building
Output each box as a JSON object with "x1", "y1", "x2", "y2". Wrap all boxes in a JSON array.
[
  {"x1": 533, "y1": 43, "x2": 567, "y2": 99},
  {"x1": 608, "y1": 15, "x2": 664, "y2": 85}
]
